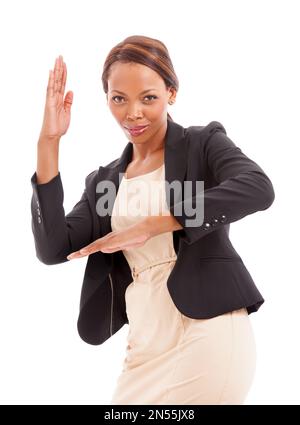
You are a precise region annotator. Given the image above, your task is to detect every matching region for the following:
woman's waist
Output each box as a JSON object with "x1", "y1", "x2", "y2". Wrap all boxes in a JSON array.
[{"x1": 128, "y1": 255, "x2": 178, "y2": 279}]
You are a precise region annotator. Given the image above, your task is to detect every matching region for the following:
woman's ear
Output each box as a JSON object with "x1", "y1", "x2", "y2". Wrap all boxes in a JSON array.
[{"x1": 168, "y1": 87, "x2": 177, "y2": 104}]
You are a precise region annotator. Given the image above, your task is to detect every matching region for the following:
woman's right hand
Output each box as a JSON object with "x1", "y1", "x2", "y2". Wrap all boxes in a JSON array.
[{"x1": 39, "y1": 55, "x2": 73, "y2": 140}]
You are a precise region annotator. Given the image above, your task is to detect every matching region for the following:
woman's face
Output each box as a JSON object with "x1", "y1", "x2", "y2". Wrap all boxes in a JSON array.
[{"x1": 106, "y1": 61, "x2": 176, "y2": 142}]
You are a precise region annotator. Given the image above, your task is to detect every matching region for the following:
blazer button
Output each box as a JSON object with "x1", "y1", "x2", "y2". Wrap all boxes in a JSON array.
[
  {"x1": 203, "y1": 222, "x2": 211, "y2": 230},
  {"x1": 220, "y1": 214, "x2": 226, "y2": 223},
  {"x1": 211, "y1": 218, "x2": 219, "y2": 226},
  {"x1": 37, "y1": 208, "x2": 40, "y2": 215},
  {"x1": 38, "y1": 217, "x2": 41, "y2": 224}
]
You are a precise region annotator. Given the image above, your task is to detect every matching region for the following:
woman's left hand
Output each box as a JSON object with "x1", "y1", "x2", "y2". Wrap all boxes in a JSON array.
[{"x1": 67, "y1": 218, "x2": 151, "y2": 260}]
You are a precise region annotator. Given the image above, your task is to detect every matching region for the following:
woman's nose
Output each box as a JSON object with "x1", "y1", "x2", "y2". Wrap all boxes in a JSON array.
[{"x1": 126, "y1": 106, "x2": 143, "y2": 119}]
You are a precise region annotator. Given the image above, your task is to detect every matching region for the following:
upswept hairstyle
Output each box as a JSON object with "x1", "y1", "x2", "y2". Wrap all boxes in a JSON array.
[{"x1": 101, "y1": 35, "x2": 179, "y2": 121}]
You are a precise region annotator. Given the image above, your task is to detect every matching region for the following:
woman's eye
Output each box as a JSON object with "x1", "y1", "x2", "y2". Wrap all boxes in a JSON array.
[
  {"x1": 112, "y1": 96, "x2": 123, "y2": 103},
  {"x1": 144, "y1": 95, "x2": 157, "y2": 101},
  {"x1": 111, "y1": 95, "x2": 157, "y2": 103}
]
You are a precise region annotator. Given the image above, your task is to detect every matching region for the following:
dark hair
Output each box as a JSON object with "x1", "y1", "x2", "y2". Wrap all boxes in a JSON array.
[{"x1": 101, "y1": 35, "x2": 179, "y2": 122}]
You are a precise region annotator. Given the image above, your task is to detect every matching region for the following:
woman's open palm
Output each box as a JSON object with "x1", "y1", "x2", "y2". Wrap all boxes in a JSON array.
[{"x1": 40, "y1": 55, "x2": 73, "y2": 139}]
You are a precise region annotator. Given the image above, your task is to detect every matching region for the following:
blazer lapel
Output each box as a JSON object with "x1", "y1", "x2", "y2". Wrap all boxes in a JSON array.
[{"x1": 95, "y1": 119, "x2": 188, "y2": 239}]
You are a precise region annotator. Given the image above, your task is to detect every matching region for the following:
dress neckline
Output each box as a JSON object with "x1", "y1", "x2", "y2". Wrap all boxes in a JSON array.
[{"x1": 123, "y1": 163, "x2": 164, "y2": 180}]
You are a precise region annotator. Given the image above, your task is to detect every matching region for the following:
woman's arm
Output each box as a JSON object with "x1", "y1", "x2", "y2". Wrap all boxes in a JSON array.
[
  {"x1": 144, "y1": 214, "x2": 183, "y2": 238},
  {"x1": 145, "y1": 125, "x2": 275, "y2": 245},
  {"x1": 31, "y1": 169, "x2": 97, "y2": 265},
  {"x1": 31, "y1": 55, "x2": 88, "y2": 264}
]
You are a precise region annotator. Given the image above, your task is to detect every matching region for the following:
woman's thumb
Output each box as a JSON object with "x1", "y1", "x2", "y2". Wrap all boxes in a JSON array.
[{"x1": 64, "y1": 91, "x2": 73, "y2": 111}]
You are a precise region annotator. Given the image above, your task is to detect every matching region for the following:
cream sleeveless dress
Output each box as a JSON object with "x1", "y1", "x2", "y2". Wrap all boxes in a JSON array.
[{"x1": 109, "y1": 163, "x2": 257, "y2": 405}]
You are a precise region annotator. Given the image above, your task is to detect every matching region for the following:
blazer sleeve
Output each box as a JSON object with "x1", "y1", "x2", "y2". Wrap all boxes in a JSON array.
[
  {"x1": 30, "y1": 170, "x2": 96, "y2": 265},
  {"x1": 169, "y1": 122, "x2": 276, "y2": 245}
]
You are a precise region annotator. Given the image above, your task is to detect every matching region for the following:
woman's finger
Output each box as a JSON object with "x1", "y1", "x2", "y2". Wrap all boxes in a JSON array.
[
  {"x1": 79, "y1": 244, "x2": 98, "y2": 254},
  {"x1": 61, "y1": 61, "x2": 67, "y2": 96},
  {"x1": 67, "y1": 251, "x2": 85, "y2": 260},
  {"x1": 54, "y1": 57, "x2": 59, "y2": 94},
  {"x1": 47, "y1": 68, "x2": 54, "y2": 99},
  {"x1": 58, "y1": 55, "x2": 64, "y2": 94}
]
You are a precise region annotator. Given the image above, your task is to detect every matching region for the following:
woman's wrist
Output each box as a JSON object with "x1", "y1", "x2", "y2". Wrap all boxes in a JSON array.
[{"x1": 144, "y1": 214, "x2": 183, "y2": 238}]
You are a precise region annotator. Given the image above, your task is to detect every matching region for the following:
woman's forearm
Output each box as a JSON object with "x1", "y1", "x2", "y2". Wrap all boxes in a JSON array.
[{"x1": 36, "y1": 136, "x2": 60, "y2": 184}]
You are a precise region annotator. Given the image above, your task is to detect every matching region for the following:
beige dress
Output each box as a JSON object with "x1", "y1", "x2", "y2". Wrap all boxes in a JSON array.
[{"x1": 110, "y1": 163, "x2": 257, "y2": 405}]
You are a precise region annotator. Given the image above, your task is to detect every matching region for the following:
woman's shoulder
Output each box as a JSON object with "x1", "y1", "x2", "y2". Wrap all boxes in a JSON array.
[
  {"x1": 184, "y1": 120, "x2": 228, "y2": 156},
  {"x1": 84, "y1": 168, "x2": 99, "y2": 189},
  {"x1": 83, "y1": 157, "x2": 120, "y2": 189},
  {"x1": 186, "y1": 120, "x2": 227, "y2": 141}
]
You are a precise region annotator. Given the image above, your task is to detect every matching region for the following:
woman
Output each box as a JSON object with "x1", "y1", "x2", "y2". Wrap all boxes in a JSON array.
[{"x1": 30, "y1": 35, "x2": 275, "y2": 404}]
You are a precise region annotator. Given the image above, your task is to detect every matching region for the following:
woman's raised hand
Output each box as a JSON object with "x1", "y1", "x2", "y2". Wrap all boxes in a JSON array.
[{"x1": 39, "y1": 55, "x2": 73, "y2": 140}]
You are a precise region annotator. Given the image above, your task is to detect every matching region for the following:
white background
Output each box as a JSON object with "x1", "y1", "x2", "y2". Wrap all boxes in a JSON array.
[{"x1": 0, "y1": 0, "x2": 299, "y2": 405}]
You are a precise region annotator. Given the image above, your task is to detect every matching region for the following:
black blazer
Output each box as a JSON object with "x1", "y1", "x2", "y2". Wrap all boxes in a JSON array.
[{"x1": 30, "y1": 119, "x2": 275, "y2": 346}]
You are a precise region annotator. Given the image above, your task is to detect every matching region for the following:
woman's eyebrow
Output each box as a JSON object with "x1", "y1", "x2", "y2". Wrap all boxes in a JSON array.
[{"x1": 111, "y1": 89, "x2": 157, "y2": 95}]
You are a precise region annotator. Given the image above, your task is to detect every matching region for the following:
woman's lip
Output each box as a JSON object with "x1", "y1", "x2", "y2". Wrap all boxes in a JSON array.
[
  {"x1": 125, "y1": 125, "x2": 148, "y2": 130},
  {"x1": 125, "y1": 125, "x2": 149, "y2": 136}
]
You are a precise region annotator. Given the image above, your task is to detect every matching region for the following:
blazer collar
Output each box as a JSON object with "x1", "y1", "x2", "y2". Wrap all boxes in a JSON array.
[{"x1": 96, "y1": 118, "x2": 188, "y2": 237}]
